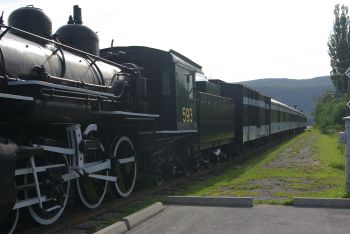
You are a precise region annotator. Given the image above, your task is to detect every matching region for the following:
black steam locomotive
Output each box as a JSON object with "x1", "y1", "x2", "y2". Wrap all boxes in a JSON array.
[{"x1": 0, "y1": 5, "x2": 306, "y2": 233}]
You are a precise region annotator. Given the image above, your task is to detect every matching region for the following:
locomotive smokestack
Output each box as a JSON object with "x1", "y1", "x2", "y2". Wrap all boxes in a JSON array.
[{"x1": 73, "y1": 5, "x2": 82, "y2": 24}]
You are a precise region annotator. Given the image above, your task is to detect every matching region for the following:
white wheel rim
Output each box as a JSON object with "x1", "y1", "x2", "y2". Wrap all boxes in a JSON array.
[
  {"x1": 113, "y1": 136, "x2": 137, "y2": 198},
  {"x1": 6, "y1": 209, "x2": 19, "y2": 234}
]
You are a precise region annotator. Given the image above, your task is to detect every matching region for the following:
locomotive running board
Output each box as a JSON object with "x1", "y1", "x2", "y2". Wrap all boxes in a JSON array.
[
  {"x1": 92, "y1": 111, "x2": 159, "y2": 122},
  {"x1": 140, "y1": 130, "x2": 198, "y2": 135},
  {"x1": 92, "y1": 111, "x2": 159, "y2": 119},
  {"x1": 155, "y1": 130, "x2": 197, "y2": 134},
  {"x1": 0, "y1": 93, "x2": 34, "y2": 101}
]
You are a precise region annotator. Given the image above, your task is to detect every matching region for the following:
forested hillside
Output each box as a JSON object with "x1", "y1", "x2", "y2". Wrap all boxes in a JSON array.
[{"x1": 240, "y1": 76, "x2": 334, "y2": 124}]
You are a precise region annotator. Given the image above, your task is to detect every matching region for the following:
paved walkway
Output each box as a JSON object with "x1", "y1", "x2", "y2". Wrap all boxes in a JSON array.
[{"x1": 128, "y1": 204, "x2": 350, "y2": 234}]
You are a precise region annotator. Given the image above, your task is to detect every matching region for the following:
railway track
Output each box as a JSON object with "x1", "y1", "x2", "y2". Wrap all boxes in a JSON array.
[{"x1": 18, "y1": 138, "x2": 286, "y2": 234}]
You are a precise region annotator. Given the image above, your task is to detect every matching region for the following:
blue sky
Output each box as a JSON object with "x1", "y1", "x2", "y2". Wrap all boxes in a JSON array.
[{"x1": 2, "y1": 0, "x2": 349, "y2": 82}]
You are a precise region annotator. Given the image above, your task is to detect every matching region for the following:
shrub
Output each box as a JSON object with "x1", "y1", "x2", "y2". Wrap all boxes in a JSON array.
[{"x1": 313, "y1": 93, "x2": 349, "y2": 134}]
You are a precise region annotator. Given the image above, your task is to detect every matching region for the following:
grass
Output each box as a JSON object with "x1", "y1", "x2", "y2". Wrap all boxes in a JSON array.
[{"x1": 181, "y1": 129, "x2": 347, "y2": 204}]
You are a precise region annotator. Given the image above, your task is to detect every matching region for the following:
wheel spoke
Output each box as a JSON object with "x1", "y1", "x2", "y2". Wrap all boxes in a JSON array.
[{"x1": 118, "y1": 156, "x2": 136, "y2": 164}]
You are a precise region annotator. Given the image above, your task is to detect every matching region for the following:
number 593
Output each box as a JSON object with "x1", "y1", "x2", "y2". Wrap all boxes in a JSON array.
[{"x1": 182, "y1": 107, "x2": 193, "y2": 123}]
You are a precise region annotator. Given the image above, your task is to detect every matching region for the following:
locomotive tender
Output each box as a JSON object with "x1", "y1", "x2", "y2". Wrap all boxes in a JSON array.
[{"x1": 0, "y1": 5, "x2": 306, "y2": 233}]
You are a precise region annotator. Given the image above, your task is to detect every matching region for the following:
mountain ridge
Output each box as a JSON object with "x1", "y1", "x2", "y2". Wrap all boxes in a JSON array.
[{"x1": 239, "y1": 76, "x2": 334, "y2": 124}]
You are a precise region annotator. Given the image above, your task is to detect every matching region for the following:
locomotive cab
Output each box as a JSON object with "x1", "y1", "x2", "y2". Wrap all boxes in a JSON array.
[{"x1": 100, "y1": 46, "x2": 199, "y2": 132}]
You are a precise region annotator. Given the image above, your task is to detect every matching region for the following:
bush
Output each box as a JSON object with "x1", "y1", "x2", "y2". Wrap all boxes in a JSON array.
[{"x1": 313, "y1": 93, "x2": 349, "y2": 134}]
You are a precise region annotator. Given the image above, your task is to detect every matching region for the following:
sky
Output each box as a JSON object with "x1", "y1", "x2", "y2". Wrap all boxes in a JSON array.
[{"x1": 1, "y1": 0, "x2": 349, "y2": 82}]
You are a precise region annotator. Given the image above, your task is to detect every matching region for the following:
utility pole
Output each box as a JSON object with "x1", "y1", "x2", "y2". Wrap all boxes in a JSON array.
[
  {"x1": 342, "y1": 67, "x2": 350, "y2": 193},
  {"x1": 342, "y1": 117, "x2": 350, "y2": 193}
]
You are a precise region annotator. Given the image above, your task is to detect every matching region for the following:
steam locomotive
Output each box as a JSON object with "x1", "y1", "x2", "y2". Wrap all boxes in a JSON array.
[{"x1": 0, "y1": 5, "x2": 306, "y2": 233}]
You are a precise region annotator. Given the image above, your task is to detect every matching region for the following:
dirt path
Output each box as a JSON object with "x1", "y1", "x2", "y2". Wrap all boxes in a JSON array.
[{"x1": 248, "y1": 131, "x2": 328, "y2": 201}]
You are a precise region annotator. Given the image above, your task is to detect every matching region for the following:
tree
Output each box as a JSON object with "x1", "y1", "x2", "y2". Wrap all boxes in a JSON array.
[{"x1": 328, "y1": 4, "x2": 350, "y2": 93}]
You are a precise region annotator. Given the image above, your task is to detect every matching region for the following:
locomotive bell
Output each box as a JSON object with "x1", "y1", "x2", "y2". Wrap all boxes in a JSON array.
[
  {"x1": 8, "y1": 5, "x2": 52, "y2": 43},
  {"x1": 56, "y1": 5, "x2": 100, "y2": 56}
]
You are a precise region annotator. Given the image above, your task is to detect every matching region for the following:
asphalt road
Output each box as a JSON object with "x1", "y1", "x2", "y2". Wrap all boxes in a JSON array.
[{"x1": 127, "y1": 204, "x2": 350, "y2": 234}]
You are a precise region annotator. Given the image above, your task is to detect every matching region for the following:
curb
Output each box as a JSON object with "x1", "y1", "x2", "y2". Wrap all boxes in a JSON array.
[
  {"x1": 166, "y1": 196, "x2": 253, "y2": 207},
  {"x1": 93, "y1": 202, "x2": 165, "y2": 234},
  {"x1": 94, "y1": 221, "x2": 128, "y2": 234},
  {"x1": 293, "y1": 197, "x2": 350, "y2": 208},
  {"x1": 122, "y1": 202, "x2": 166, "y2": 229}
]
